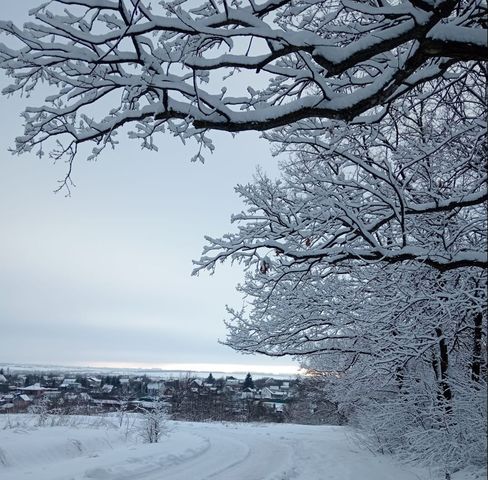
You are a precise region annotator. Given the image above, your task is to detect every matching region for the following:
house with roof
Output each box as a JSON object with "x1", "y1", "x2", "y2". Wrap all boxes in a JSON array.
[
  {"x1": 147, "y1": 381, "x2": 165, "y2": 397},
  {"x1": 186, "y1": 379, "x2": 203, "y2": 394},
  {"x1": 0, "y1": 394, "x2": 14, "y2": 403},
  {"x1": 225, "y1": 376, "x2": 240, "y2": 387},
  {"x1": 13, "y1": 375, "x2": 27, "y2": 387},
  {"x1": 262, "y1": 400, "x2": 287, "y2": 413},
  {"x1": 101, "y1": 384, "x2": 114, "y2": 394},
  {"x1": 0, "y1": 393, "x2": 14, "y2": 410},
  {"x1": 60, "y1": 379, "x2": 82, "y2": 391},
  {"x1": 0, "y1": 374, "x2": 8, "y2": 393},
  {"x1": 259, "y1": 386, "x2": 292, "y2": 414},
  {"x1": 18, "y1": 383, "x2": 51, "y2": 398},
  {"x1": 52, "y1": 376, "x2": 65, "y2": 387},
  {"x1": 241, "y1": 387, "x2": 257, "y2": 400},
  {"x1": 12, "y1": 393, "x2": 32, "y2": 411},
  {"x1": 87, "y1": 377, "x2": 102, "y2": 388},
  {"x1": 119, "y1": 378, "x2": 130, "y2": 390},
  {"x1": 0, "y1": 401, "x2": 14, "y2": 412}
]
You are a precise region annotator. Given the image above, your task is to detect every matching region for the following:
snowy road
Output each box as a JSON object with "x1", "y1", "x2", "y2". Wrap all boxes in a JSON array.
[{"x1": 0, "y1": 419, "x2": 428, "y2": 480}]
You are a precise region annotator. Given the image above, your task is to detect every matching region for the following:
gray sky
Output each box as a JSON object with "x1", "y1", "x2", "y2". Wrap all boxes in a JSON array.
[{"x1": 0, "y1": 2, "x2": 298, "y2": 375}]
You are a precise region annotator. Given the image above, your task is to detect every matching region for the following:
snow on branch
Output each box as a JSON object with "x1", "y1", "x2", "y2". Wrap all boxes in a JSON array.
[
  {"x1": 0, "y1": 0, "x2": 486, "y2": 175},
  {"x1": 193, "y1": 68, "x2": 487, "y2": 277}
]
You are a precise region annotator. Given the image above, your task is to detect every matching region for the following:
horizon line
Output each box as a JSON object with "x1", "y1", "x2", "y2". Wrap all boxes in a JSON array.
[{"x1": 0, "y1": 361, "x2": 304, "y2": 377}]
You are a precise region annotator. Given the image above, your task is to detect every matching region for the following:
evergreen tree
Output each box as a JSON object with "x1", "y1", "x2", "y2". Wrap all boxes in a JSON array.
[
  {"x1": 75, "y1": 375, "x2": 89, "y2": 388},
  {"x1": 242, "y1": 373, "x2": 254, "y2": 390},
  {"x1": 206, "y1": 373, "x2": 215, "y2": 384}
]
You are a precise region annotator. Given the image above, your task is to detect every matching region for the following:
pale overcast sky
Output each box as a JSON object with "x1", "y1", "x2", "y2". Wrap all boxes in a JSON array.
[{"x1": 0, "y1": 1, "x2": 298, "y2": 375}]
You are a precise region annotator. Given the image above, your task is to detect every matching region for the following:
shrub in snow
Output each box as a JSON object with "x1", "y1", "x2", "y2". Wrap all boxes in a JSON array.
[
  {"x1": 139, "y1": 401, "x2": 168, "y2": 444},
  {"x1": 29, "y1": 396, "x2": 51, "y2": 427}
]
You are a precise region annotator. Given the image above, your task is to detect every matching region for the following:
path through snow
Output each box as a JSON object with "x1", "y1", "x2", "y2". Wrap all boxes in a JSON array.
[{"x1": 0, "y1": 418, "x2": 442, "y2": 480}]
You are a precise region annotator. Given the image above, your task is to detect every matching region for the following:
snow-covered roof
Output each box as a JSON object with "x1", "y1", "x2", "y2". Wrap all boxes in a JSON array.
[
  {"x1": 147, "y1": 382, "x2": 162, "y2": 389},
  {"x1": 225, "y1": 378, "x2": 240, "y2": 385},
  {"x1": 19, "y1": 394, "x2": 32, "y2": 402},
  {"x1": 21, "y1": 383, "x2": 46, "y2": 391},
  {"x1": 272, "y1": 391, "x2": 287, "y2": 397},
  {"x1": 92, "y1": 399, "x2": 122, "y2": 406},
  {"x1": 60, "y1": 382, "x2": 80, "y2": 388},
  {"x1": 44, "y1": 390, "x2": 61, "y2": 397}
]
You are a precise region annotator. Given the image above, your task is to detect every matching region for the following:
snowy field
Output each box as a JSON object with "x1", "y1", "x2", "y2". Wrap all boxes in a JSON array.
[{"x1": 0, "y1": 415, "x2": 480, "y2": 480}]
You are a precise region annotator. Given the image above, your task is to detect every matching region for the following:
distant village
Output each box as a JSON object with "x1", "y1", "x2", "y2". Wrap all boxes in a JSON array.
[{"x1": 0, "y1": 368, "x2": 343, "y2": 424}]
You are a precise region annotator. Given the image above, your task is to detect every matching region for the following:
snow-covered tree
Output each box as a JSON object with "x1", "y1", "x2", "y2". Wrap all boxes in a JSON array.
[
  {"x1": 0, "y1": 0, "x2": 486, "y2": 189},
  {"x1": 192, "y1": 66, "x2": 487, "y2": 474}
]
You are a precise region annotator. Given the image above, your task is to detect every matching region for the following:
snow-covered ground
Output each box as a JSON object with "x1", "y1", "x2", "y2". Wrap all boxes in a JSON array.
[{"x1": 0, "y1": 415, "x2": 481, "y2": 480}]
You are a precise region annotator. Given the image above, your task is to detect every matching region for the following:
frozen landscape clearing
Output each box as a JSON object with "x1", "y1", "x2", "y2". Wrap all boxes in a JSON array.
[{"x1": 0, "y1": 415, "x2": 474, "y2": 480}]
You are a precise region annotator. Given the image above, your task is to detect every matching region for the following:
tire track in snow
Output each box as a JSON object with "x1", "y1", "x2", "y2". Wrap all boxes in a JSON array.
[
  {"x1": 0, "y1": 447, "x2": 9, "y2": 467},
  {"x1": 140, "y1": 424, "x2": 296, "y2": 480},
  {"x1": 203, "y1": 431, "x2": 295, "y2": 480},
  {"x1": 139, "y1": 428, "x2": 252, "y2": 480},
  {"x1": 83, "y1": 433, "x2": 212, "y2": 480}
]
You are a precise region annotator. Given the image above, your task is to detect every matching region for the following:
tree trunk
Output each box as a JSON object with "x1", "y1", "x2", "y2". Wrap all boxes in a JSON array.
[
  {"x1": 471, "y1": 311, "x2": 483, "y2": 382},
  {"x1": 435, "y1": 327, "x2": 452, "y2": 413}
]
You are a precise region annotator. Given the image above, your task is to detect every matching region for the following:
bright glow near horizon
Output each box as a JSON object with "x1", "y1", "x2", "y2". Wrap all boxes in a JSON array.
[{"x1": 83, "y1": 361, "x2": 303, "y2": 376}]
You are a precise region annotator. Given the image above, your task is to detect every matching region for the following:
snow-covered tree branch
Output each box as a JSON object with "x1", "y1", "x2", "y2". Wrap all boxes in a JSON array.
[
  {"x1": 0, "y1": 0, "x2": 486, "y2": 175},
  {"x1": 194, "y1": 67, "x2": 487, "y2": 274}
]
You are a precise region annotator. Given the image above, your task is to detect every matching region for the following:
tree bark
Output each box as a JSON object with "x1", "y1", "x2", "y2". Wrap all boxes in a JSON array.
[
  {"x1": 435, "y1": 327, "x2": 452, "y2": 413},
  {"x1": 471, "y1": 311, "x2": 484, "y2": 382}
]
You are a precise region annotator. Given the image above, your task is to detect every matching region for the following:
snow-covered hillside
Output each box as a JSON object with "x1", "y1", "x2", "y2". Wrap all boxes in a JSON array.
[{"x1": 0, "y1": 416, "x2": 480, "y2": 480}]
